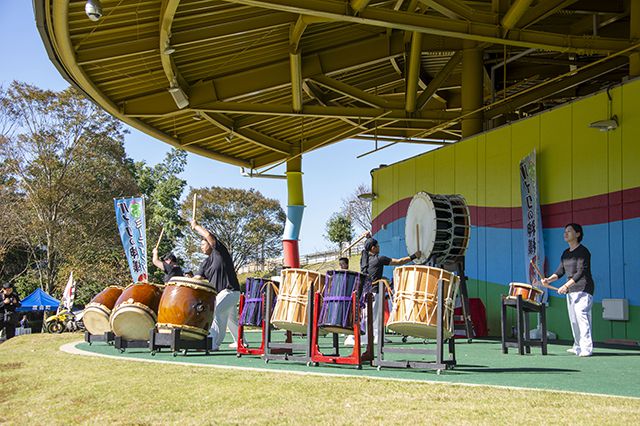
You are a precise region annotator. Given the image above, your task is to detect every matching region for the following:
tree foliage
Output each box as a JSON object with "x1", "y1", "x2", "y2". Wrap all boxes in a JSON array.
[
  {"x1": 0, "y1": 82, "x2": 137, "y2": 301},
  {"x1": 181, "y1": 187, "x2": 285, "y2": 271},
  {"x1": 340, "y1": 183, "x2": 372, "y2": 234},
  {"x1": 325, "y1": 213, "x2": 353, "y2": 250}
]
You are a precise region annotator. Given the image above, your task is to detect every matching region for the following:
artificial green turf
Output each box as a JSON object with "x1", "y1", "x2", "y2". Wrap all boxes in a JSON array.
[{"x1": 75, "y1": 332, "x2": 640, "y2": 399}]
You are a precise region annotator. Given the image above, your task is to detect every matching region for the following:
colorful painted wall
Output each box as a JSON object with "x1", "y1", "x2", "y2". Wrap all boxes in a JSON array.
[{"x1": 370, "y1": 78, "x2": 640, "y2": 343}]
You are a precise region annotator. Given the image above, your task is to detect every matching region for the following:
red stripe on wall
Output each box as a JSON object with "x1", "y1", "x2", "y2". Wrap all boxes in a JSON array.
[{"x1": 371, "y1": 187, "x2": 640, "y2": 234}]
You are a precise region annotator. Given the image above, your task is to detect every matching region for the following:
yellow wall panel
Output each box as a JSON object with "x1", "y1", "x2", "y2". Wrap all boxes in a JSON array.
[
  {"x1": 571, "y1": 93, "x2": 609, "y2": 200},
  {"x1": 510, "y1": 116, "x2": 541, "y2": 206},
  {"x1": 372, "y1": 165, "x2": 394, "y2": 216},
  {"x1": 454, "y1": 137, "x2": 479, "y2": 204},
  {"x1": 539, "y1": 105, "x2": 572, "y2": 205},
  {"x1": 621, "y1": 79, "x2": 640, "y2": 190},
  {"x1": 414, "y1": 150, "x2": 435, "y2": 192},
  {"x1": 484, "y1": 126, "x2": 512, "y2": 207},
  {"x1": 397, "y1": 157, "x2": 416, "y2": 200},
  {"x1": 433, "y1": 144, "x2": 456, "y2": 193},
  {"x1": 476, "y1": 134, "x2": 487, "y2": 209},
  {"x1": 608, "y1": 86, "x2": 623, "y2": 194}
]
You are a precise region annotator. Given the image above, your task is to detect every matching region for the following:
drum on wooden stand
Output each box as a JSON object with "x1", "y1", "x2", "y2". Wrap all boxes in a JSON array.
[
  {"x1": 271, "y1": 269, "x2": 325, "y2": 334},
  {"x1": 239, "y1": 277, "x2": 277, "y2": 329},
  {"x1": 387, "y1": 265, "x2": 460, "y2": 339},
  {"x1": 317, "y1": 270, "x2": 367, "y2": 334},
  {"x1": 83, "y1": 286, "x2": 124, "y2": 335},
  {"x1": 110, "y1": 282, "x2": 163, "y2": 340},
  {"x1": 405, "y1": 192, "x2": 470, "y2": 265},
  {"x1": 507, "y1": 282, "x2": 543, "y2": 305}
]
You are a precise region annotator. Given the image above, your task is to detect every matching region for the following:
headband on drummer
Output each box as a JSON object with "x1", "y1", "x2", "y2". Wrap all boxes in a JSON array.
[
  {"x1": 364, "y1": 238, "x2": 378, "y2": 252},
  {"x1": 162, "y1": 252, "x2": 178, "y2": 263}
]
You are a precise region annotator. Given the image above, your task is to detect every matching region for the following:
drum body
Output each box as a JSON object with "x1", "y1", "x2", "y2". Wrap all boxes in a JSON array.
[
  {"x1": 387, "y1": 265, "x2": 460, "y2": 339},
  {"x1": 508, "y1": 282, "x2": 543, "y2": 304},
  {"x1": 157, "y1": 277, "x2": 217, "y2": 340},
  {"x1": 271, "y1": 269, "x2": 325, "y2": 333},
  {"x1": 239, "y1": 277, "x2": 277, "y2": 328},
  {"x1": 83, "y1": 286, "x2": 124, "y2": 335},
  {"x1": 405, "y1": 192, "x2": 470, "y2": 265},
  {"x1": 318, "y1": 270, "x2": 367, "y2": 335},
  {"x1": 110, "y1": 282, "x2": 163, "y2": 340}
]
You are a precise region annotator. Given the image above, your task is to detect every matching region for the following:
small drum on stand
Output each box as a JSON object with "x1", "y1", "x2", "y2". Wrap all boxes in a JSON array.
[
  {"x1": 239, "y1": 277, "x2": 277, "y2": 329},
  {"x1": 83, "y1": 286, "x2": 124, "y2": 335},
  {"x1": 110, "y1": 282, "x2": 163, "y2": 341},
  {"x1": 271, "y1": 269, "x2": 325, "y2": 334},
  {"x1": 387, "y1": 265, "x2": 460, "y2": 339},
  {"x1": 317, "y1": 270, "x2": 367, "y2": 334},
  {"x1": 507, "y1": 282, "x2": 543, "y2": 305},
  {"x1": 405, "y1": 192, "x2": 470, "y2": 265},
  {"x1": 156, "y1": 277, "x2": 217, "y2": 341}
]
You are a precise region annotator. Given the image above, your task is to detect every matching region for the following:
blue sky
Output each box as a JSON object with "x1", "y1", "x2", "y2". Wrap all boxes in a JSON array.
[{"x1": 0, "y1": 1, "x2": 436, "y2": 254}]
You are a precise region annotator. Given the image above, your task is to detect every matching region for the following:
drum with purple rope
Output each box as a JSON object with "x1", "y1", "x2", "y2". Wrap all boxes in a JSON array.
[
  {"x1": 239, "y1": 277, "x2": 276, "y2": 328},
  {"x1": 318, "y1": 270, "x2": 367, "y2": 334}
]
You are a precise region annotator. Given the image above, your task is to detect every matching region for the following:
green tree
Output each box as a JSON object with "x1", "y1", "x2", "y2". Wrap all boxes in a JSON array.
[
  {"x1": 0, "y1": 82, "x2": 137, "y2": 300},
  {"x1": 340, "y1": 183, "x2": 372, "y2": 234},
  {"x1": 181, "y1": 187, "x2": 285, "y2": 271},
  {"x1": 325, "y1": 213, "x2": 353, "y2": 251},
  {"x1": 133, "y1": 149, "x2": 188, "y2": 283}
]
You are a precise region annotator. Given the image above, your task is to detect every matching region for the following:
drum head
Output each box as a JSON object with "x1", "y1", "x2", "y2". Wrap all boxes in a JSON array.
[
  {"x1": 110, "y1": 306, "x2": 155, "y2": 340},
  {"x1": 405, "y1": 192, "x2": 436, "y2": 264},
  {"x1": 83, "y1": 306, "x2": 111, "y2": 335}
]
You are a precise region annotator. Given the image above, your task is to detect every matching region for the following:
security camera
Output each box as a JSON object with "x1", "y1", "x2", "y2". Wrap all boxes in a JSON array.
[
  {"x1": 85, "y1": 0, "x2": 103, "y2": 22},
  {"x1": 589, "y1": 116, "x2": 618, "y2": 132}
]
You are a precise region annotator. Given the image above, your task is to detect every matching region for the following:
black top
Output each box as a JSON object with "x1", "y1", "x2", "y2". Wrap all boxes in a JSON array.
[
  {"x1": 162, "y1": 262, "x2": 184, "y2": 283},
  {"x1": 553, "y1": 244, "x2": 595, "y2": 295},
  {"x1": 197, "y1": 236, "x2": 240, "y2": 292},
  {"x1": 0, "y1": 292, "x2": 21, "y2": 313},
  {"x1": 364, "y1": 254, "x2": 392, "y2": 282}
]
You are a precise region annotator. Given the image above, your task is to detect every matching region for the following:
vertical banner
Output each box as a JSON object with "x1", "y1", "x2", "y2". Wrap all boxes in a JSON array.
[
  {"x1": 114, "y1": 197, "x2": 148, "y2": 282},
  {"x1": 520, "y1": 150, "x2": 546, "y2": 302},
  {"x1": 61, "y1": 271, "x2": 76, "y2": 311}
]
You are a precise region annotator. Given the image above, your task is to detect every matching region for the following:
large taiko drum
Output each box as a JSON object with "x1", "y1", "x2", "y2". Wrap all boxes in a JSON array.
[
  {"x1": 271, "y1": 269, "x2": 325, "y2": 334},
  {"x1": 507, "y1": 282, "x2": 543, "y2": 304},
  {"x1": 405, "y1": 192, "x2": 470, "y2": 265},
  {"x1": 110, "y1": 282, "x2": 163, "y2": 340},
  {"x1": 387, "y1": 265, "x2": 460, "y2": 339},
  {"x1": 239, "y1": 277, "x2": 277, "y2": 329},
  {"x1": 156, "y1": 277, "x2": 217, "y2": 340},
  {"x1": 83, "y1": 286, "x2": 124, "y2": 335},
  {"x1": 318, "y1": 270, "x2": 367, "y2": 335}
]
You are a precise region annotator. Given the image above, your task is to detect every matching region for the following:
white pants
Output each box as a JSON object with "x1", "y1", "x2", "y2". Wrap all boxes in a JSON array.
[
  {"x1": 566, "y1": 291, "x2": 593, "y2": 355},
  {"x1": 210, "y1": 289, "x2": 240, "y2": 350}
]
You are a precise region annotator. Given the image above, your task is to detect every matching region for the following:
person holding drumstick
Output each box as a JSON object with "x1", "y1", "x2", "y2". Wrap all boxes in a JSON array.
[
  {"x1": 191, "y1": 219, "x2": 241, "y2": 351},
  {"x1": 348, "y1": 237, "x2": 420, "y2": 345},
  {"x1": 541, "y1": 223, "x2": 595, "y2": 357},
  {"x1": 151, "y1": 249, "x2": 184, "y2": 283}
]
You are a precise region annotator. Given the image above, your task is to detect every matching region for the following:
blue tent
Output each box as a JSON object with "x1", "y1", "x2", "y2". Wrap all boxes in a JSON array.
[{"x1": 17, "y1": 288, "x2": 60, "y2": 312}]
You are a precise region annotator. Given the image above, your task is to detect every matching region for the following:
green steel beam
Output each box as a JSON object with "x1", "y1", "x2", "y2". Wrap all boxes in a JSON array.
[
  {"x1": 290, "y1": 51, "x2": 304, "y2": 112},
  {"x1": 517, "y1": 0, "x2": 579, "y2": 29},
  {"x1": 501, "y1": 0, "x2": 534, "y2": 32},
  {"x1": 311, "y1": 75, "x2": 402, "y2": 109},
  {"x1": 421, "y1": 0, "x2": 497, "y2": 24},
  {"x1": 405, "y1": 31, "x2": 422, "y2": 112},
  {"x1": 415, "y1": 51, "x2": 462, "y2": 111},
  {"x1": 221, "y1": 0, "x2": 631, "y2": 53}
]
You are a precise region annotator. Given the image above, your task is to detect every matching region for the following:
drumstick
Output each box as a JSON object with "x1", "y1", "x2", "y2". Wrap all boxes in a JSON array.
[
  {"x1": 416, "y1": 223, "x2": 420, "y2": 252},
  {"x1": 339, "y1": 231, "x2": 369, "y2": 255},
  {"x1": 530, "y1": 259, "x2": 560, "y2": 291},
  {"x1": 192, "y1": 193, "x2": 197, "y2": 222},
  {"x1": 154, "y1": 227, "x2": 164, "y2": 251}
]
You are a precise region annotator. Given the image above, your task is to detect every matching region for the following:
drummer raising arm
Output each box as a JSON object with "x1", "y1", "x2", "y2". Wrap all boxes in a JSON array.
[
  {"x1": 151, "y1": 248, "x2": 184, "y2": 283},
  {"x1": 191, "y1": 219, "x2": 241, "y2": 352}
]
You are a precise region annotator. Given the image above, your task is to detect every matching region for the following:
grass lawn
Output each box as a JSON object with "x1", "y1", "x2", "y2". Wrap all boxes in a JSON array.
[{"x1": 2, "y1": 333, "x2": 640, "y2": 424}]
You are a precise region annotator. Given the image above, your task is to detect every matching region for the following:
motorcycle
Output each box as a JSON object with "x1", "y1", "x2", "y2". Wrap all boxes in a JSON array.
[{"x1": 44, "y1": 309, "x2": 85, "y2": 333}]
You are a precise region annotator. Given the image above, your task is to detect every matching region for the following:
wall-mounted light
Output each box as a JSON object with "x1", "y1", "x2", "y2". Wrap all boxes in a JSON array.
[
  {"x1": 85, "y1": 0, "x2": 103, "y2": 21},
  {"x1": 357, "y1": 192, "x2": 377, "y2": 200},
  {"x1": 168, "y1": 85, "x2": 189, "y2": 109},
  {"x1": 589, "y1": 116, "x2": 618, "y2": 132},
  {"x1": 163, "y1": 45, "x2": 176, "y2": 55}
]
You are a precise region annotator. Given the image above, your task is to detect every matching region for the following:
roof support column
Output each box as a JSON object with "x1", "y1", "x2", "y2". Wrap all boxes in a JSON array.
[
  {"x1": 461, "y1": 43, "x2": 484, "y2": 138},
  {"x1": 630, "y1": 0, "x2": 640, "y2": 77},
  {"x1": 405, "y1": 32, "x2": 423, "y2": 113},
  {"x1": 283, "y1": 144, "x2": 304, "y2": 268}
]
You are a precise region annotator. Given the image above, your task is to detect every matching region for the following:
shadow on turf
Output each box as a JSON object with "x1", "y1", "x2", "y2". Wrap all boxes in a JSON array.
[{"x1": 453, "y1": 365, "x2": 579, "y2": 374}]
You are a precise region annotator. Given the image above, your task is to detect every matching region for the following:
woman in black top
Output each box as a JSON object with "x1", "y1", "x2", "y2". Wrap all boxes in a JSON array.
[
  {"x1": 1, "y1": 283, "x2": 21, "y2": 340},
  {"x1": 542, "y1": 223, "x2": 594, "y2": 357},
  {"x1": 191, "y1": 219, "x2": 240, "y2": 351}
]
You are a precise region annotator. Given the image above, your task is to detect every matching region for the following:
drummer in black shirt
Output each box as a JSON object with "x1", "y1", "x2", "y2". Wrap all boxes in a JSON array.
[
  {"x1": 191, "y1": 219, "x2": 241, "y2": 351},
  {"x1": 152, "y1": 248, "x2": 184, "y2": 283},
  {"x1": 358, "y1": 237, "x2": 421, "y2": 344},
  {"x1": 1, "y1": 283, "x2": 21, "y2": 340}
]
